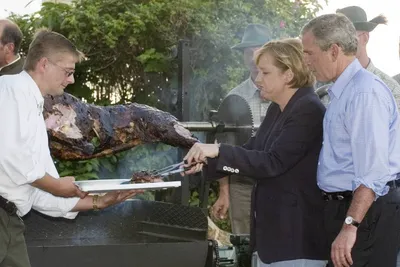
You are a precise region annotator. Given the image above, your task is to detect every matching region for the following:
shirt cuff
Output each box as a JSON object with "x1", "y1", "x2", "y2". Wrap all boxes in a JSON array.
[
  {"x1": 352, "y1": 177, "x2": 390, "y2": 199},
  {"x1": 203, "y1": 158, "x2": 226, "y2": 181},
  {"x1": 31, "y1": 188, "x2": 80, "y2": 219}
]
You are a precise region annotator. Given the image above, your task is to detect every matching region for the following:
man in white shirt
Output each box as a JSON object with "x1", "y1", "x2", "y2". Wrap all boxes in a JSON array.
[{"x1": 0, "y1": 29, "x2": 141, "y2": 267}]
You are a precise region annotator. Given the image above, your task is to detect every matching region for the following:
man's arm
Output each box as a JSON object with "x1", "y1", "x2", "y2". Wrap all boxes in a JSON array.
[
  {"x1": 331, "y1": 90, "x2": 394, "y2": 266},
  {"x1": 211, "y1": 176, "x2": 230, "y2": 220},
  {"x1": 345, "y1": 185, "x2": 375, "y2": 224},
  {"x1": 346, "y1": 91, "x2": 393, "y2": 218},
  {"x1": 31, "y1": 173, "x2": 87, "y2": 198},
  {"x1": 31, "y1": 186, "x2": 141, "y2": 219},
  {"x1": 218, "y1": 176, "x2": 229, "y2": 195},
  {"x1": 0, "y1": 86, "x2": 48, "y2": 185}
]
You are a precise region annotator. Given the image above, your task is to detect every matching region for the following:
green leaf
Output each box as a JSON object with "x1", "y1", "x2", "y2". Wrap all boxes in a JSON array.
[{"x1": 76, "y1": 172, "x2": 99, "y2": 181}]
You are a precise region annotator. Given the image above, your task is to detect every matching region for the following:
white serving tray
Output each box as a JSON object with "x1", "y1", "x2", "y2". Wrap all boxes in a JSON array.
[{"x1": 74, "y1": 179, "x2": 181, "y2": 193}]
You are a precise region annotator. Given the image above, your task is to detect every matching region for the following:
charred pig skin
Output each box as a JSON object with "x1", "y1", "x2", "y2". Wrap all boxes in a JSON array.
[{"x1": 43, "y1": 93, "x2": 197, "y2": 160}]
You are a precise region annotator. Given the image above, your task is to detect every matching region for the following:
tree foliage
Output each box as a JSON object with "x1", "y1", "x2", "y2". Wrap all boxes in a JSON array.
[{"x1": 11, "y1": 0, "x2": 323, "y2": 118}]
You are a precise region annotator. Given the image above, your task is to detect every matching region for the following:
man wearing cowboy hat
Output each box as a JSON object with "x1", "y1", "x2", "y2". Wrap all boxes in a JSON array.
[
  {"x1": 316, "y1": 6, "x2": 400, "y2": 107},
  {"x1": 211, "y1": 23, "x2": 271, "y2": 235}
]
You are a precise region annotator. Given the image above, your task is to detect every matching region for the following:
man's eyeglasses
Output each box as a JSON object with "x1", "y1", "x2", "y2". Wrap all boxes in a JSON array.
[{"x1": 48, "y1": 59, "x2": 75, "y2": 77}]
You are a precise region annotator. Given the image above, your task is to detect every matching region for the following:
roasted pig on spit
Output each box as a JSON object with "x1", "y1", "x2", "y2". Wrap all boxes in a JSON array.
[{"x1": 43, "y1": 93, "x2": 198, "y2": 160}]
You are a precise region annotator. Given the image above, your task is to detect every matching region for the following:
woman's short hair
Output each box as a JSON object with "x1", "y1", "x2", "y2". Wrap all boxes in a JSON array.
[
  {"x1": 24, "y1": 28, "x2": 84, "y2": 71},
  {"x1": 254, "y1": 38, "x2": 315, "y2": 88}
]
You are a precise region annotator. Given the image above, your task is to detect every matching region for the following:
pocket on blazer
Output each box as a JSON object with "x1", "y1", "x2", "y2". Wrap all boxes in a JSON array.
[{"x1": 262, "y1": 192, "x2": 300, "y2": 240}]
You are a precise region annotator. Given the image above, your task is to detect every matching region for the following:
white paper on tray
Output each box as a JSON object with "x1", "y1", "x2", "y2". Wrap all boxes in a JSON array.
[{"x1": 74, "y1": 179, "x2": 181, "y2": 193}]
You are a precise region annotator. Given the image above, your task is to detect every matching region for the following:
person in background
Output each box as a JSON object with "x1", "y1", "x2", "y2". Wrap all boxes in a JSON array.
[
  {"x1": 0, "y1": 29, "x2": 143, "y2": 267},
  {"x1": 183, "y1": 38, "x2": 328, "y2": 267},
  {"x1": 316, "y1": 6, "x2": 400, "y2": 108},
  {"x1": 394, "y1": 73, "x2": 400, "y2": 85},
  {"x1": 393, "y1": 37, "x2": 400, "y2": 85},
  {"x1": 0, "y1": 19, "x2": 24, "y2": 76},
  {"x1": 302, "y1": 13, "x2": 400, "y2": 267},
  {"x1": 211, "y1": 23, "x2": 271, "y2": 235}
]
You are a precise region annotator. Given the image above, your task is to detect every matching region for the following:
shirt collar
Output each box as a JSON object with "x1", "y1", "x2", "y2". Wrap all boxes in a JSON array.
[
  {"x1": 241, "y1": 77, "x2": 260, "y2": 100},
  {"x1": 366, "y1": 59, "x2": 374, "y2": 72},
  {"x1": 0, "y1": 54, "x2": 21, "y2": 71},
  {"x1": 328, "y1": 58, "x2": 363, "y2": 99},
  {"x1": 20, "y1": 71, "x2": 44, "y2": 112}
]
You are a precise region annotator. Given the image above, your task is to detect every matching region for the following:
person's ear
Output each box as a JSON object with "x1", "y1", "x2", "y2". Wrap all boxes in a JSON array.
[
  {"x1": 330, "y1": 44, "x2": 340, "y2": 62},
  {"x1": 284, "y1": 69, "x2": 294, "y2": 84},
  {"x1": 37, "y1": 57, "x2": 49, "y2": 73},
  {"x1": 4, "y1": 43, "x2": 15, "y2": 55}
]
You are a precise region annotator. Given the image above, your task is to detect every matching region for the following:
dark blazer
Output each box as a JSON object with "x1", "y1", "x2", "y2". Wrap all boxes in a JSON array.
[{"x1": 204, "y1": 87, "x2": 328, "y2": 264}]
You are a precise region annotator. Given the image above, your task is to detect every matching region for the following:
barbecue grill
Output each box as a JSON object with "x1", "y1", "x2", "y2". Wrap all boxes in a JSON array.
[{"x1": 24, "y1": 199, "x2": 213, "y2": 267}]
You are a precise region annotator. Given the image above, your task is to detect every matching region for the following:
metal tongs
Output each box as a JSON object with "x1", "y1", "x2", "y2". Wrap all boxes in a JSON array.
[
  {"x1": 151, "y1": 160, "x2": 202, "y2": 177},
  {"x1": 121, "y1": 161, "x2": 203, "y2": 184},
  {"x1": 147, "y1": 161, "x2": 184, "y2": 177}
]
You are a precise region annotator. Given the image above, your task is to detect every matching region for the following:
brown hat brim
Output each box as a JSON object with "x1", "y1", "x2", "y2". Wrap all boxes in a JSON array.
[{"x1": 231, "y1": 41, "x2": 266, "y2": 50}]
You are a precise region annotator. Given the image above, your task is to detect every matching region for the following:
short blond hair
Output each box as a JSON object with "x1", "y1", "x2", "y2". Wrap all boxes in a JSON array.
[
  {"x1": 24, "y1": 28, "x2": 84, "y2": 71},
  {"x1": 254, "y1": 38, "x2": 315, "y2": 88}
]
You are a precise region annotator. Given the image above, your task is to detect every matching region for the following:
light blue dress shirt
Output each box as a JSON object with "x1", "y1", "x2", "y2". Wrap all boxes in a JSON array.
[{"x1": 317, "y1": 59, "x2": 400, "y2": 197}]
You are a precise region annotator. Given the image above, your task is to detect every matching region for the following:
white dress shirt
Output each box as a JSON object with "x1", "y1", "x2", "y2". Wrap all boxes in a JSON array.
[{"x1": 0, "y1": 71, "x2": 79, "y2": 218}]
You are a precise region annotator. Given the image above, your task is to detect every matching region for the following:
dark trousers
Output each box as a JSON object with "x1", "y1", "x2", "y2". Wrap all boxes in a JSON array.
[
  {"x1": 0, "y1": 207, "x2": 31, "y2": 267},
  {"x1": 324, "y1": 188, "x2": 400, "y2": 267}
]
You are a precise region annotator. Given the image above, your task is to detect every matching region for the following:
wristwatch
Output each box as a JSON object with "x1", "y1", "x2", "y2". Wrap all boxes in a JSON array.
[{"x1": 344, "y1": 216, "x2": 360, "y2": 228}]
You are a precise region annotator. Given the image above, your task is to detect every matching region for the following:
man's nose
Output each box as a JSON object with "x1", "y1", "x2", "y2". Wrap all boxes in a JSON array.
[{"x1": 66, "y1": 74, "x2": 75, "y2": 84}]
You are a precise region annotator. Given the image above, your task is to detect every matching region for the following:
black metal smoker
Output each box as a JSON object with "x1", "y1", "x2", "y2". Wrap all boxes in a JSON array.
[{"x1": 24, "y1": 200, "x2": 211, "y2": 267}]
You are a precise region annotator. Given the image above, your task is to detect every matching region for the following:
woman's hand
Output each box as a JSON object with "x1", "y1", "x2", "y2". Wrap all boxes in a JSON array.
[
  {"x1": 184, "y1": 143, "x2": 219, "y2": 164},
  {"x1": 182, "y1": 162, "x2": 204, "y2": 175},
  {"x1": 181, "y1": 143, "x2": 219, "y2": 175},
  {"x1": 98, "y1": 190, "x2": 144, "y2": 209}
]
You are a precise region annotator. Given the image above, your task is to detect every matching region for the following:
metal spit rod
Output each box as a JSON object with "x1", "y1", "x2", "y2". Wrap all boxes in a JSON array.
[{"x1": 181, "y1": 121, "x2": 260, "y2": 132}]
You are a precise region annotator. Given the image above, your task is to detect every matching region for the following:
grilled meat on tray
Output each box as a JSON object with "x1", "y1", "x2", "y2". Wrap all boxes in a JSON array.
[{"x1": 130, "y1": 171, "x2": 163, "y2": 183}]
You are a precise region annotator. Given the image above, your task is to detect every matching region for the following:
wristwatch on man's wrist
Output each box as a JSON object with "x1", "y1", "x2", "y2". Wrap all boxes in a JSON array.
[{"x1": 344, "y1": 216, "x2": 360, "y2": 228}]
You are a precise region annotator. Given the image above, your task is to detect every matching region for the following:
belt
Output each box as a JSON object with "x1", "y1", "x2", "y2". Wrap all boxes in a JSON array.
[
  {"x1": 386, "y1": 179, "x2": 400, "y2": 189},
  {"x1": 0, "y1": 195, "x2": 17, "y2": 215},
  {"x1": 322, "y1": 191, "x2": 353, "y2": 201},
  {"x1": 322, "y1": 179, "x2": 400, "y2": 201}
]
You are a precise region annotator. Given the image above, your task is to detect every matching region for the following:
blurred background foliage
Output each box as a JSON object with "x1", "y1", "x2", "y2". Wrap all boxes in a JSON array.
[{"x1": 10, "y1": 0, "x2": 323, "y2": 231}]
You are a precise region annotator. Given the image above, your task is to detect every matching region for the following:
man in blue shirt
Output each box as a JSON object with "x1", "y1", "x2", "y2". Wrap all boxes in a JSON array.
[{"x1": 301, "y1": 14, "x2": 400, "y2": 267}]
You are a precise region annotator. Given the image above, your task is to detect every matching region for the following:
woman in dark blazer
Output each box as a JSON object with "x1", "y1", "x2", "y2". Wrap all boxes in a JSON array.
[{"x1": 183, "y1": 38, "x2": 328, "y2": 266}]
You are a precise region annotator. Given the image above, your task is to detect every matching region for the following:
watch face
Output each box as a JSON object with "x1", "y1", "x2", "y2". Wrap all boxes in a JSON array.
[{"x1": 345, "y1": 216, "x2": 353, "y2": 224}]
